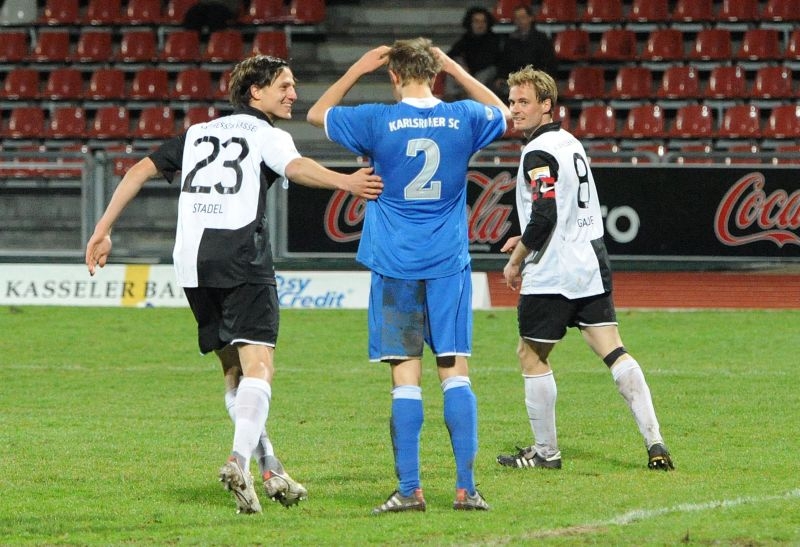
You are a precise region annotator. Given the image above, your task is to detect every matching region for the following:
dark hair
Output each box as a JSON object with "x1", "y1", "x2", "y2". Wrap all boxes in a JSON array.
[
  {"x1": 461, "y1": 6, "x2": 494, "y2": 31},
  {"x1": 515, "y1": 5, "x2": 534, "y2": 17},
  {"x1": 228, "y1": 55, "x2": 290, "y2": 108}
]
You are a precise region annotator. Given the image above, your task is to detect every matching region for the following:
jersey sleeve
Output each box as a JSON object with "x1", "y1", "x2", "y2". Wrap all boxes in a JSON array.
[
  {"x1": 520, "y1": 149, "x2": 558, "y2": 252},
  {"x1": 149, "y1": 134, "x2": 186, "y2": 184},
  {"x1": 468, "y1": 102, "x2": 507, "y2": 152},
  {"x1": 258, "y1": 126, "x2": 302, "y2": 177},
  {"x1": 324, "y1": 105, "x2": 375, "y2": 156}
]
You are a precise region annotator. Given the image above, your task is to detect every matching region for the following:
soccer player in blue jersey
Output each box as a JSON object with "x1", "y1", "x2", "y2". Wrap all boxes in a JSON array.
[{"x1": 307, "y1": 37, "x2": 511, "y2": 513}]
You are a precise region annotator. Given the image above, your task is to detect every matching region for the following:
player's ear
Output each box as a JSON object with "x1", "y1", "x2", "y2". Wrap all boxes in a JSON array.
[{"x1": 388, "y1": 70, "x2": 400, "y2": 86}]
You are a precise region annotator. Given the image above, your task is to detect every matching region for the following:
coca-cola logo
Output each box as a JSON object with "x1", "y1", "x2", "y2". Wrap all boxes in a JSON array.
[
  {"x1": 714, "y1": 172, "x2": 800, "y2": 247},
  {"x1": 323, "y1": 169, "x2": 516, "y2": 245}
]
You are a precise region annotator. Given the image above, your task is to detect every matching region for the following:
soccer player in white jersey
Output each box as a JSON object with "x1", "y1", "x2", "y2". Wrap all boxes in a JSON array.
[
  {"x1": 307, "y1": 38, "x2": 511, "y2": 513},
  {"x1": 497, "y1": 66, "x2": 674, "y2": 472},
  {"x1": 85, "y1": 55, "x2": 383, "y2": 514}
]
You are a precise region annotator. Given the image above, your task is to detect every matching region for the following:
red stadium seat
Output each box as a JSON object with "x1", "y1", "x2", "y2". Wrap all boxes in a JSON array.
[
  {"x1": 609, "y1": 66, "x2": 652, "y2": 100},
  {"x1": 676, "y1": 144, "x2": 714, "y2": 164},
  {"x1": 83, "y1": 0, "x2": 121, "y2": 25},
  {"x1": 165, "y1": 0, "x2": 200, "y2": 23},
  {"x1": 40, "y1": 0, "x2": 79, "y2": 25},
  {"x1": 771, "y1": 144, "x2": 800, "y2": 164},
  {"x1": 87, "y1": 68, "x2": 127, "y2": 100},
  {"x1": 72, "y1": 30, "x2": 113, "y2": 63},
  {"x1": 689, "y1": 29, "x2": 732, "y2": 62},
  {"x1": 704, "y1": 65, "x2": 748, "y2": 99},
  {"x1": 718, "y1": 0, "x2": 759, "y2": 22},
  {"x1": 0, "y1": 31, "x2": 29, "y2": 63},
  {"x1": 42, "y1": 68, "x2": 84, "y2": 100},
  {"x1": 47, "y1": 107, "x2": 87, "y2": 139},
  {"x1": 641, "y1": 28, "x2": 684, "y2": 62},
  {"x1": 562, "y1": 66, "x2": 605, "y2": 100},
  {"x1": 538, "y1": 0, "x2": 577, "y2": 23},
  {"x1": 160, "y1": 30, "x2": 202, "y2": 63},
  {"x1": 4, "y1": 106, "x2": 45, "y2": 139},
  {"x1": 29, "y1": 31, "x2": 71, "y2": 63},
  {"x1": 621, "y1": 104, "x2": 665, "y2": 138},
  {"x1": 628, "y1": 0, "x2": 669, "y2": 23},
  {"x1": 787, "y1": 29, "x2": 800, "y2": 61},
  {"x1": 762, "y1": 104, "x2": 800, "y2": 139},
  {"x1": 718, "y1": 104, "x2": 761, "y2": 139},
  {"x1": 1, "y1": 68, "x2": 40, "y2": 100},
  {"x1": 582, "y1": 0, "x2": 623, "y2": 23},
  {"x1": 89, "y1": 106, "x2": 131, "y2": 139},
  {"x1": 753, "y1": 66, "x2": 794, "y2": 99},
  {"x1": 215, "y1": 70, "x2": 232, "y2": 100},
  {"x1": 289, "y1": 0, "x2": 326, "y2": 24},
  {"x1": 762, "y1": 0, "x2": 800, "y2": 22},
  {"x1": 183, "y1": 105, "x2": 220, "y2": 130},
  {"x1": 553, "y1": 28, "x2": 590, "y2": 62},
  {"x1": 203, "y1": 30, "x2": 244, "y2": 63},
  {"x1": 671, "y1": 0, "x2": 713, "y2": 22},
  {"x1": 573, "y1": 105, "x2": 617, "y2": 138},
  {"x1": 129, "y1": 68, "x2": 170, "y2": 101},
  {"x1": 116, "y1": 30, "x2": 158, "y2": 63},
  {"x1": 123, "y1": 0, "x2": 163, "y2": 24},
  {"x1": 252, "y1": 31, "x2": 289, "y2": 59},
  {"x1": 553, "y1": 105, "x2": 571, "y2": 130},
  {"x1": 656, "y1": 65, "x2": 700, "y2": 99},
  {"x1": 669, "y1": 104, "x2": 715, "y2": 138},
  {"x1": 172, "y1": 68, "x2": 212, "y2": 100},
  {"x1": 240, "y1": 0, "x2": 287, "y2": 24},
  {"x1": 135, "y1": 106, "x2": 176, "y2": 139},
  {"x1": 593, "y1": 29, "x2": 637, "y2": 62},
  {"x1": 736, "y1": 29, "x2": 782, "y2": 61}
]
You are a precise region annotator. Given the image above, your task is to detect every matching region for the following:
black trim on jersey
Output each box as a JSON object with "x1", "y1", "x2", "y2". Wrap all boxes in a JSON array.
[
  {"x1": 150, "y1": 134, "x2": 187, "y2": 184},
  {"x1": 520, "y1": 148, "x2": 558, "y2": 253},
  {"x1": 234, "y1": 105, "x2": 275, "y2": 126},
  {"x1": 592, "y1": 237, "x2": 613, "y2": 292}
]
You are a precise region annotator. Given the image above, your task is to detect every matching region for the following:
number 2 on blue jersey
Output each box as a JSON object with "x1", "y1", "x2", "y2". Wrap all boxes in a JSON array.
[{"x1": 404, "y1": 138, "x2": 441, "y2": 200}]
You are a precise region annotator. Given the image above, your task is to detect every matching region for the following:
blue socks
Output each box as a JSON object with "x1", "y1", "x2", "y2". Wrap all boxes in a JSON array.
[
  {"x1": 442, "y1": 376, "x2": 478, "y2": 494},
  {"x1": 390, "y1": 385, "x2": 423, "y2": 497}
]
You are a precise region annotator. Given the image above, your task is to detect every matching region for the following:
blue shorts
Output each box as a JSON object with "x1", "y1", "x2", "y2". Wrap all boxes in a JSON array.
[{"x1": 368, "y1": 268, "x2": 472, "y2": 362}]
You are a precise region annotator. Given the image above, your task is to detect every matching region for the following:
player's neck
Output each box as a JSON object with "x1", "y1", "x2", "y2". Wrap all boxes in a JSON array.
[{"x1": 399, "y1": 82, "x2": 434, "y2": 100}]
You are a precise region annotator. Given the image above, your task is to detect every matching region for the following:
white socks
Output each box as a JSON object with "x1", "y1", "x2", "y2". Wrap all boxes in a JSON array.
[
  {"x1": 523, "y1": 371, "x2": 559, "y2": 458},
  {"x1": 231, "y1": 377, "x2": 271, "y2": 469},
  {"x1": 611, "y1": 358, "x2": 663, "y2": 448}
]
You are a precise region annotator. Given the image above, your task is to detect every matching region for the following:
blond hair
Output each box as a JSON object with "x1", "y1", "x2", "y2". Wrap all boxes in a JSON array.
[
  {"x1": 507, "y1": 66, "x2": 558, "y2": 106},
  {"x1": 387, "y1": 37, "x2": 442, "y2": 87}
]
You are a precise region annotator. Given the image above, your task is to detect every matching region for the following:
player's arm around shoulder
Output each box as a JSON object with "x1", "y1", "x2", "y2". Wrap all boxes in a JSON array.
[{"x1": 284, "y1": 157, "x2": 382, "y2": 200}]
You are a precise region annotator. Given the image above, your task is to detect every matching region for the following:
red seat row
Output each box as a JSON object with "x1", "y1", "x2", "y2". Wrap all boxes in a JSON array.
[
  {"x1": 0, "y1": 29, "x2": 288, "y2": 64},
  {"x1": 1, "y1": 67, "x2": 232, "y2": 101},
  {"x1": 555, "y1": 27, "x2": 800, "y2": 63},
  {"x1": 567, "y1": 103, "x2": 800, "y2": 139},
  {"x1": 495, "y1": 0, "x2": 800, "y2": 24},
  {"x1": 562, "y1": 65, "x2": 796, "y2": 101},
  {"x1": 37, "y1": 0, "x2": 325, "y2": 26},
  {"x1": 1, "y1": 105, "x2": 222, "y2": 140}
]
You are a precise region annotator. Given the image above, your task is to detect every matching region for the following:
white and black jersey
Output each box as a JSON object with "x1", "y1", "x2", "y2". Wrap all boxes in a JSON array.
[
  {"x1": 150, "y1": 107, "x2": 300, "y2": 288},
  {"x1": 515, "y1": 122, "x2": 612, "y2": 299}
]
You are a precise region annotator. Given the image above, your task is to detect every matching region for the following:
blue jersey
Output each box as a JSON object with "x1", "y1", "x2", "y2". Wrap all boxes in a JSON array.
[{"x1": 325, "y1": 98, "x2": 506, "y2": 279}]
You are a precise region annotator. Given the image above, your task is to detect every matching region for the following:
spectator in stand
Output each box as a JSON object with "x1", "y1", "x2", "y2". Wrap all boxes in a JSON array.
[
  {"x1": 446, "y1": 6, "x2": 502, "y2": 99},
  {"x1": 184, "y1": 0, "x2": 243, "y2": 32},
  {"x1": 494, "y1": 4, "x2": 557, "y2": 98}
]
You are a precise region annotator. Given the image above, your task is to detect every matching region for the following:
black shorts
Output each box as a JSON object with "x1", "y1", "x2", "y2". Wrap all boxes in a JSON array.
[
  {"x1": 518, "y1": 292, "x2": 618, "y2": 343},
  {"x1": 184, "y1": 283, "x2": 279, "y2": 354}
]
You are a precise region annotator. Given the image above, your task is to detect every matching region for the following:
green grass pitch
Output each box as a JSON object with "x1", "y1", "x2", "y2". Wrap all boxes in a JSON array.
[{"x1": 1, "y1": 306, "x2": 798, "y2": 545}]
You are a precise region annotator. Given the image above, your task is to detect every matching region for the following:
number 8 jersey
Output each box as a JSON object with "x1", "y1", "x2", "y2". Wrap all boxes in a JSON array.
[
  {"x1": 150, "y1": 108, "x2": 301, "y2": 288},
  {"x1": 515, "y1": 122, "x2": 612, "y2": 298},
  {"x1": 324, "y1": 98, "x2": 506, "y2": 279}
]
